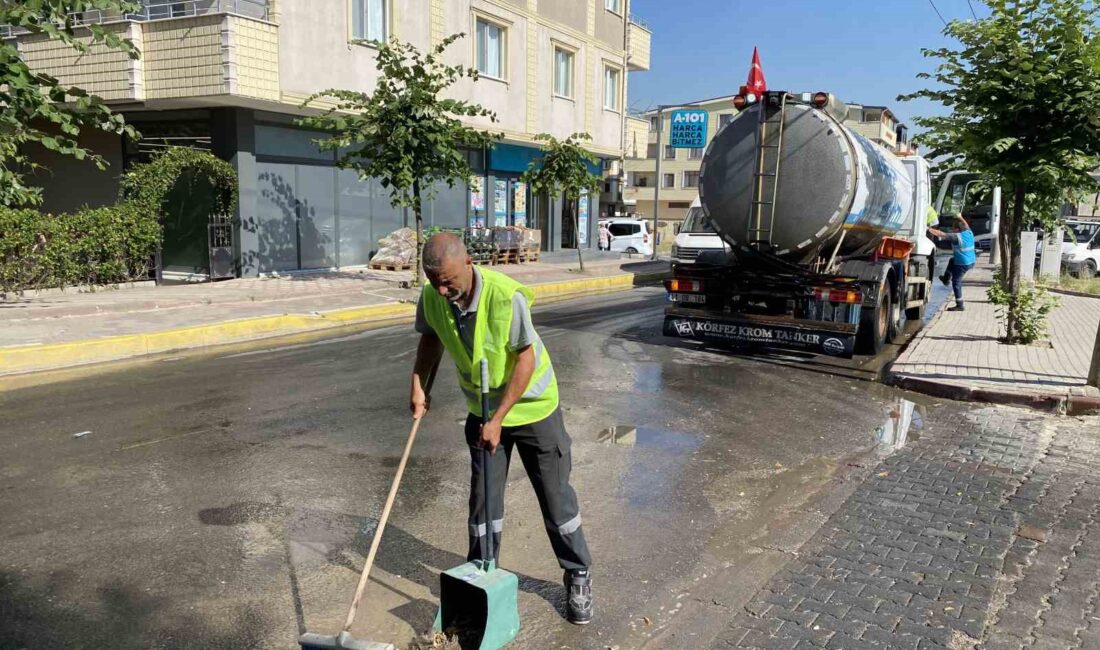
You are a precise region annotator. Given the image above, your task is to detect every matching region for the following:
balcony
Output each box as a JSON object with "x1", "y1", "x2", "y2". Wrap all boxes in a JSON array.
[
  {"x1": 4, "y1": 0, "x2": 278, "y2": 104},
  {"x1": 850, "y1": 121, "x2": 899, "y2": 149},
  {"x1": 627, "y1": 15, "x2": 650, "y2": 71}
]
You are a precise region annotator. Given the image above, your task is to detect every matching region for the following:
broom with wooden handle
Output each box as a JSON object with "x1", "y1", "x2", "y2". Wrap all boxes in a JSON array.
[{"x1": 299, "y1": 362, "x2": 438, "y2": 650}]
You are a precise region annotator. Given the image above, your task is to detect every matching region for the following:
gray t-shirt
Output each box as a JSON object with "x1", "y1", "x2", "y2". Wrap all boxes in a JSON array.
[{"x1": 415, "y1": 267, "x2": 536, "y2": 356}]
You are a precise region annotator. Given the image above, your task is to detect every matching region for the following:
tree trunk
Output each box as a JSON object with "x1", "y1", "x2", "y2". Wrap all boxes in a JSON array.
[
  {"x1": 1003, "y1": 185, "x2": 1027, "y2": 343},
  {"x1": 413, "y1": 178, "x2": 423, "y2": 287},
  {"x1": 1089, "y1": 318, "x2": 1100, "y2": 388}
]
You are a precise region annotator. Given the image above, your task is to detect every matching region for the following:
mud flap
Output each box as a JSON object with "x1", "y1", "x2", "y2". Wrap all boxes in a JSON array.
[{"x1": 663, "y1": 314, "x2": 857, "y2": 357}]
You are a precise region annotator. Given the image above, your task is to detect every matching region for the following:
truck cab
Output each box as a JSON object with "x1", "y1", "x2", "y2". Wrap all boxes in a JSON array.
[{"x1": 934, "y1": 171, "x2": 998, "y2": 251}]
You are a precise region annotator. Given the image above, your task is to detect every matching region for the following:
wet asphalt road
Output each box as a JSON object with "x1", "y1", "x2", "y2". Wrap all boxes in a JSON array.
[{"x1": 0, "y1": 287, "x2": 939, "y2": 649}]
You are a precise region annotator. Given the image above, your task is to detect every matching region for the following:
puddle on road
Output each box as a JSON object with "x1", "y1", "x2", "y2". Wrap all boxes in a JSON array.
[
  {"x1": 596, "y1": 424, "x2": 704, "y2": 510},
  {"x1": 874, "y1": 398, "x2": 924, "y2": 451},
  {"x1": 597, "y1": 424, "x2": 703, "y2": 451}
]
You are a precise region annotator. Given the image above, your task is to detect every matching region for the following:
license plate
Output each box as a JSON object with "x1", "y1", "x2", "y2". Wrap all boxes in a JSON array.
[{"x1": 669, "y1": 293, "x2": 706, "y2": 304}]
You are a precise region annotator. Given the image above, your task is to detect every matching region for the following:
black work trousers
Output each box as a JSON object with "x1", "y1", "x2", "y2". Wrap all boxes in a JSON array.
[{"x1": 464, "y1": 407, "x2": 592, "y2": 571}]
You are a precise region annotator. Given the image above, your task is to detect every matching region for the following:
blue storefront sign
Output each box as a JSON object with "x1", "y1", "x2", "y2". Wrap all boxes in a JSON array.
[{"x1": 669, "y1": 110, "x2": 709, "y2": 149}]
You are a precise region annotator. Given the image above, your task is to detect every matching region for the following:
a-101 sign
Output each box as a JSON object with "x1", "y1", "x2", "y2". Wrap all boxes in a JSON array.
[{"x1": 668, "y1": 109, "x2": 709, "y2": 149}]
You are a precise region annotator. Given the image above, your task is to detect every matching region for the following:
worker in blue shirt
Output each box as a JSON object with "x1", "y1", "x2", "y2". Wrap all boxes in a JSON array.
[{"x1": 928, "y1": 215, "x2": 977, "y2": 312}]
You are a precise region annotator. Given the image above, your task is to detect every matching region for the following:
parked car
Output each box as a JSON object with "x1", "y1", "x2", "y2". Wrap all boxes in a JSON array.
[
  {"x1": 671, "y1": 197, "x2": 730, "y2": 264},
  {"x1": 603, "y1": 218, "x2": 653, "y2": 257},
  {"x1": 1031, "y1": 220, "x2": 1100, "y2": 277},
  {"x1": 1063, "y1": 220, "x2": 1100, "y2": 278}
]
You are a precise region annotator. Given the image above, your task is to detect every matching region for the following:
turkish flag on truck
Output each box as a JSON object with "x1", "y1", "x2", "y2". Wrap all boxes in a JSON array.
[{"x1": 739, "y1": 47, "x2": 768, "y2": 97}]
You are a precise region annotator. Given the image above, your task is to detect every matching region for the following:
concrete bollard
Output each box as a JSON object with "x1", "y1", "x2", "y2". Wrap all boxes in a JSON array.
[{"x1": 1019, "y1": 231, "x2": 1038, "y2": 284}]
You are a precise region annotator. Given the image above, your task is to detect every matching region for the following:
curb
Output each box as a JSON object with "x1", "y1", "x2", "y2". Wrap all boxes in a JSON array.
[
  {"x1": 887, "y1": 288, "x2": 1100, "y2": 416},
  {"x1": 888, "y1": 374, "x2": 1100, "y2": 416},
  {"x1": 1047, "y1": 287, "x2": 1100, "y2": 299},
  {"x1": 0, "y1": 270, "x2": 668, "y2": 377}
]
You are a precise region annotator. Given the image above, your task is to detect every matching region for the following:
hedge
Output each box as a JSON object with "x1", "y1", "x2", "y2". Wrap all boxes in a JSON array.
[{"x1": 0, "y1": 203, "x2": 160, "y2": 294}]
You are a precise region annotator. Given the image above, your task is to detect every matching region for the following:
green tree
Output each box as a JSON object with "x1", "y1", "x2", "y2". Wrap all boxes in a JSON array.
[
  {"x1": 298, "y1": 33, "x2": 500, "y2": 284},
  {"x1": 0, "y1": 0, "x2": 141, "y2": 207},
  {"x1": 521, "y1": 133, "x2": 602, "y2": 272},
  {"x1": 900, "y1": 0, "x2": 1100, "y2": 342}
]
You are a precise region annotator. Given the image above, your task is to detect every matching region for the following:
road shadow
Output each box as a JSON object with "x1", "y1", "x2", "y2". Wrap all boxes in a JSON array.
[
  {"x1": 197, "y1": 501, "x2": 567, "y2": 636},
  {"x1": 0, "y1": 568, "x2": 270, "y2": 649}
]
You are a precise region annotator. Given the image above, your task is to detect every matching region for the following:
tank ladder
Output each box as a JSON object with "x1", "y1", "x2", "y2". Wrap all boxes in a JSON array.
[{"x1": 748, "y1": 93, "x2": 788, "y2": 250}]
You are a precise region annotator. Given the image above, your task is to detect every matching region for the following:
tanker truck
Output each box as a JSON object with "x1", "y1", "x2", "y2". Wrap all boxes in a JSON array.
[{"x1": 663, "y1": 90, "x2": 934, "y2": 357}]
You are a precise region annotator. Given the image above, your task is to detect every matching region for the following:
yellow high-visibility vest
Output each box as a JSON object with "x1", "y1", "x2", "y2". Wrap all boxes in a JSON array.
[{"x1": 421, "y1": 267, "x2": 558, "y2": 426}]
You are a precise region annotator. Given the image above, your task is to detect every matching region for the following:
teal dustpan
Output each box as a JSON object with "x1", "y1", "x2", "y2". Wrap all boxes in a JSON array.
[{"x1": 433, "y1": 360, "x2": 520, "y2": 649}]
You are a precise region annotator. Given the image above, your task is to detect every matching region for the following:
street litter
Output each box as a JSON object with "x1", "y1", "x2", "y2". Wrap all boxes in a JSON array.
[{"x1": 72, "y1": 431, "x2": 91, "y2": 438}]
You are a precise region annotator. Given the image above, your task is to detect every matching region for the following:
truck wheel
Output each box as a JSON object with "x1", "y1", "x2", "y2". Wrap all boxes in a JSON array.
[
  {"x1": 857, "y1": 286, "x2": 891, "y2": 355},
  {"x1": 887, "y1": 292, "x2": 904, "y2": 343}
]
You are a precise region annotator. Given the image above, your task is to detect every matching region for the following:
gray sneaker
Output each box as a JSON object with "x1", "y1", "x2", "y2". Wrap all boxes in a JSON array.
[{"x1": 564, "y1": 569, "x2": 593, "y2": 625}]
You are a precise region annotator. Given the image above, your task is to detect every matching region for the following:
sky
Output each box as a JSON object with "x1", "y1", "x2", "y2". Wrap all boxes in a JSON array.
[{"x1": 626, "y1": 0, "x2": 987, "y2": 130}]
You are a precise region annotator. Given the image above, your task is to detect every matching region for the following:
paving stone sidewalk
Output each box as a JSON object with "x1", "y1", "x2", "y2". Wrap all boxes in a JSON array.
[
  {"x1": 712, "y1": 404, "x2": 1100, "y2": 649},
  {"x1": 890, "y1": 264, "x2": 1100, "y2": 411}
]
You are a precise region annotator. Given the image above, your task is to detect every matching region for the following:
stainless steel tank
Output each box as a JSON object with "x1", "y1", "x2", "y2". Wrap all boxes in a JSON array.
[{"x1": 698, "y1": 99, "x2": 914, "y2": 262}]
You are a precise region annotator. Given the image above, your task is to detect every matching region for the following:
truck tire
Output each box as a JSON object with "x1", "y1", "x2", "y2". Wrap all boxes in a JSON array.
[
  {"x1": 857, "y1": 284, "x2": 891, "y2": 355},
  {"x1": 888, "y1": 290, "x2": 904, "y2": 343}
]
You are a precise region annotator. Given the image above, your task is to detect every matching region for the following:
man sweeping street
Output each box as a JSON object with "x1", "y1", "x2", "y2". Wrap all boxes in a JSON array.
[{"x1": 409, "y1": 233, "x2": 594, "y2": 625}]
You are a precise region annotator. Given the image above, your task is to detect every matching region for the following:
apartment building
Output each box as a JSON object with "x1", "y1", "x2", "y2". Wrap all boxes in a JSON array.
[
  {"x1": 845, "y1": 104, "x2": 900, "y2": 151},
  {"x1": 8, "y1": 0, "x2": 651, "y2": 277},
  {"x1": 623, "y1": 95, "x2": 909, "y2": 223}
]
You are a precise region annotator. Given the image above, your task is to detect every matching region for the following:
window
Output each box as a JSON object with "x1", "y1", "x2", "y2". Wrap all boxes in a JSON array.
[
  {"x1": 352, "y1": 0, "x2": 387, "y2": 42},
  {"x1": 604, "y1": 66, "x2": 621, "y2": 111},
  {"x1": 633, "y1": 173, "x2": 650, "y2": 187},
  {"x1": 663, "y1": 173, "x2": 675, "y2": 188},
  {"x1": 683, "y1": 171, "x2": 700, "y2": 188},
  {"x1": 646, "y1": 143, "x2": 658, "y2": 159},
  {"x1": 664, "y1": 145, "x2": 675, "y2": 160},
  {"x1": 476, "y1": 18, "x2": 505, "y2": 79},
  {"x1": 605, "y1": 0, "x2": 622, "y2": 14},
  {"x1": 688, "y1": 147, "x2": 704, "y2": 160},
  {"x1": 609, "y1": 223, "x2": 639, "y2": 237},
  {"x1": 668, "y1": 201, "x2": 691, "y2": 209},
  {"x1": 719, "y1": 113, "x2": 734, "y2": 128},
  {"x1": 553, "y1": 47, "x2": 574, "y2": 98},
  {"x1": 682, "y1": 207, "x2": 717, "y2": 233},
  {"x1": 650, "y1": 116, "x2": 659, "y2": 130},
  {"x1": 863, "y1": 109, "x2": 882, "y2": 123}
]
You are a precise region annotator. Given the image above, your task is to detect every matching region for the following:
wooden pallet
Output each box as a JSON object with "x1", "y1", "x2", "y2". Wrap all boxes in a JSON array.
[
  {"x1": 369, "y1": 262, "x2": 412, "y2": 271},
  {"x1": 495, "y1": 250, "x2": 520, "y2": 265},
  {"x1": 519, "y1": 249, "x2": 540, "y2": 263}
]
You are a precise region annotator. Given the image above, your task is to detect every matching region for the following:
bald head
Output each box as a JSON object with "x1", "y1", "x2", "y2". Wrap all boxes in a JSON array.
[
  {"x1": 423, "y1": 233, "x2": 468, "y2": 273},
  {"x1": 423, "y1": 233, "x2": 474, "y2": 304}
]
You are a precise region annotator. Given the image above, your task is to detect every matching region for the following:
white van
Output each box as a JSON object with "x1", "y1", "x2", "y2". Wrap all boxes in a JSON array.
[
  {"x1": 671, "y1": 198, "x2": 729, "y2": 263},
  {"x1": 604, "y1": 218, "x2": 653, "y2": 257}
]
